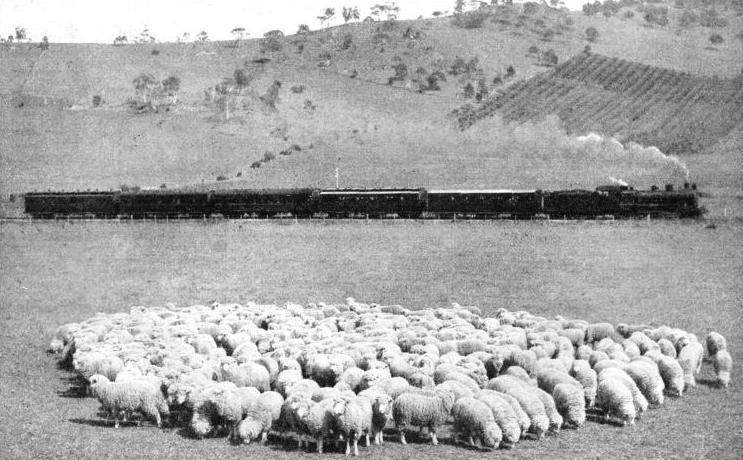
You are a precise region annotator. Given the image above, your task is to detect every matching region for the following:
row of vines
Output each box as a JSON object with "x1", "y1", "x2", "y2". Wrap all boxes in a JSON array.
[{"x1": 451, "y1": 52, "x2": 743, "y2": 154}]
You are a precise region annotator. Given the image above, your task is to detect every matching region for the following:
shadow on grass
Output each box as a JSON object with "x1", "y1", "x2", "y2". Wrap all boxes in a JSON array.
[
  {"x1": 57, "y1": 375, "x2": 89, "y2": 398},
  {"x1": 69, "y1": 418, "x2": 129, "y2": 428},
  {"x1": 696, "y1": 377, "x2": 723, "y2": 388}
]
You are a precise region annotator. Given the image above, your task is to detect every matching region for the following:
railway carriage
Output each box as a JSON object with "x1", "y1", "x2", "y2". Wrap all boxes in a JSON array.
[
  {"x1": 210, "y1": 188, "x2": 319, "y2": 218},
  {"x1": 118, "y1": 191, "x2": 211, "y2": 218},
  {"x1": 318, "y1": 189, "x2": 426, "y2": 218},
  {"x1": 425, "y1": 189, "x2": 543, "y2": 218},
  {"x1": 24, "y1": 191, "x2": 118, "y2": 218}
]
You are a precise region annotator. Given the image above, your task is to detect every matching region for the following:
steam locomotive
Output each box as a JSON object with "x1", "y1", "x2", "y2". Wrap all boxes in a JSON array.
[{"x1": 23, "y1": 184, "x2": 701, "y2": 219}]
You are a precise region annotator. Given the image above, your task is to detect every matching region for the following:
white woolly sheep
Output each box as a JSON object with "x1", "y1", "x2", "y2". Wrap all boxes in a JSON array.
[
  {"x1": 275, "y1": 369, "x2": 303, "y2": 397},
  {"x1": 593, "y1": 359, "x2": 628, "y2": 375},
  {"x1": 219, "y1": 360, "x2": 270, "y2": 391},
  {"x1": 575, "y1": 345, "x2": 593, "y2": 362},
  {"x1": 569, "y1": 360, "x2": 597, "y2": 408},
  {"x1": 706, "y1": 332, "x2": 728, "y2": 357},
  {"x1": 552, "y1": 383, "x2": 586, "y2": 428},
  {"x1": 656, "y1": 338, "x2": 677, "y2": 358},
  {"x1": 332, "y1": 395, "x2": 374, "y2": 456},
  {"x1": 294, "y1": 397, "x2": 336, "y2": 453},
  {"x1": 712, "y1": 350, "x2": 732, "y2": 388},
  {"x1": 595, "y1": 378, "x2": 636, "y2": 426},
  {"x1": 392, "y1": 388, "x2": 455, "y2": 445},
  {"x1": 656, "y1": 355, "x2": 685, "y2": 396},
  {"x1": 536, "y1": 368, "x2": 582, "y2": 395},
  {"x1": 585, "y1": 323, "x2": 616, "y2": 344},
  {"x1": 534, "y1": 387, "x2": 563, "y2": 433},
  {"x1": 598, "y1": 368, "x2": 648, "y2": 416},
  {"x1": 452, "y1": 397, "x2": 503, "y2": 449},
  {"x1": 89, "y1": 374, "x2": 169, "y2": 428},
  {"x1": 435, "y1": 380, "x2": 474, "y2": 401},
  {"x1": 476, "y1": 391, "x2": 521, "y2": 447},
  {"x1": 625, "y1": 360, "x2": 665, "y2": 406},
  {"x1": 486, "y1": 376, "x2": 549, "y2": 439},
  {"x1": 504, "y1": 366, "x2": 534, "y2": 386},
  {"x1": 357, "y1": 389, "x2": 393, "y2": 445},
  {"x1": 235, "y1": 400, "x2": 273, "y2": 445},
  {"x1": 677, "y1": 342, "x2": 704, "y2": 389}
]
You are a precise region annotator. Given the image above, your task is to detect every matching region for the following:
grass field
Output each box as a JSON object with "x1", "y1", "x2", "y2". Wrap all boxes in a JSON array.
[{"x1": 1, "y1": 219, "x2": 741, "y2": 459}]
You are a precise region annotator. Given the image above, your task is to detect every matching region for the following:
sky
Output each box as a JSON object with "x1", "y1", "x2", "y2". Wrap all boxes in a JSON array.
[{"x1": 0, "y1": 0, "x2": 585, "y2": 43}]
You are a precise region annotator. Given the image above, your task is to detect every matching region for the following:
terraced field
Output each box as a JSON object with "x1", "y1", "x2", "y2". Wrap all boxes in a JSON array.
[{"x1": 452, "y1": 52, "x2": 743, "y2": 155}]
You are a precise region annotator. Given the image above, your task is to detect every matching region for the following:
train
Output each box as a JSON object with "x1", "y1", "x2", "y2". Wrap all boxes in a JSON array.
[{"x1": 23, "y1": 184, "x2": 702, "y2": 220}]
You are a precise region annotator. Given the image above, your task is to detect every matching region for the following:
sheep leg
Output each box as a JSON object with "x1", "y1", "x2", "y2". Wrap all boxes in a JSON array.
[
  {"x1": 316, "y1": 436, "x2": 323, "y2": 453},
  {"x1": 345, "y1": 438, "x2": 351, "y2": 455},
  {"x1": 430, "y1": 428, "x2": 439, "y2": 446},
  {"x1": 399, "y1": 430, "x2": 407, "y2": 445},
  {"x1": 261, "y1": 431, "x2": 268, "y2": 445},
  {"x1": 468, "y1": 435, "x2": 475, "y2": 446},
  {"x1": 365, "y1": 432, "x2": 370, "y2": 447},
  {"x1": 354, "y1": 437, "x2": 359, "y2": 456}
]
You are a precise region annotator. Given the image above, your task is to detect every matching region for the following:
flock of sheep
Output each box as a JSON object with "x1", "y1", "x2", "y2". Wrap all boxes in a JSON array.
[{"x1": 49, "y1": 299, "x2": 732, "y2": 454}]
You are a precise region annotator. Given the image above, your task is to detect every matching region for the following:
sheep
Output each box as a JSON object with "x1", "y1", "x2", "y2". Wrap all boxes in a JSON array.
[
  {"x1": 656, "y1": 338, "x2": 677, "y2": 358},
  {"x1": 332, "y1": 395, "x2": 374, "y2": 456},
  {"x1": 435, "y1": 380, "x2": 474, "y2": 401},
  {"x1": 294, "y1": 398, "x2": 337, "y2": 453},
  {"x1": 536, "y1": 368, "x2": 582, "y2": 395},
  {"x1": 534, "y1": 387, "x2": 563, "y2": 433},
  {"x1": 677, "y1": 342, "x2": 704, "y2": 389},
  {"x1": 711, "y1": 350, "x2": 732, "y2": 388},
  {"x1": 552, "y1": 383, "x2": 586, "y2": 428},
  {"x1": 593, "y1": 359, "x2": 628, "y2": 375},
  {"x1": 392, "y1": 388, "x2": 455, "y2": 445},
  {"x1": 451, "y1": 397, "x2": 503, "y2": 449},
  {"x1": 476, "y1": 391, "x2": 521, "y2": 447},
  {"x1": 358, "y1": 389, "x2": 393, "y2": 445},
  {"x1": 598, "y1": 368, "x2": 648, "y2": 416},
  {"x1": 486, "y1": 376, "x2": 549, "y2": 439},
  {"x1": 275, "y1": 369, "x2": 303, "y2": 397},
  {"x1": 656, "y1": 355, "x2": 685, "y2": 396},
  {"x1": 706, "y1": 332, "x2": 728, "y2": 357},
  {"x1": 625, "y1": 360, "x2": 665, "y2": 406},
  {"x1": 595, "y1": 377, "x2": 636, "y2": 426},
  {"x1": 234, "y1": 400, "x2": 273, "y2": 445},
  {"x1": 504, "y1": 366, "x2": 534, "y2": 386},
  {"x1": 585, "y1": 323, "x2": 616, "y2": 344},
  {"x1": 569, "y1": 360, "x2": 597, "y2": 407},
  {"x1": 88, "y1": 374, "x2": 169, "y2": 428}
]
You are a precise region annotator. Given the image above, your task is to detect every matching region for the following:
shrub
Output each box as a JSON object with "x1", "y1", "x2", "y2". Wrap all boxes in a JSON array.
[
  {"x1": 339, "y1": 33, "x2": 353, "y2": 50},
  {"x1": 290, "y1": 85, "x2": 306, "y2": 94},
  {"x1": 216, "y1": 175, "x2": 227, "y2": 181},
  {"x1": 506, "y1": 65, "x2": 516, "y2": 78},
  {"x1": 236, "y1": 171, "x2": 242, "y2": 177},
  {"x1": 297, "y1": 24, "x2": 310, "y2": 34},
  {"x1": 528, "y1": 45, "x2": 540, "y2": 55},
  {"x1": 679, "y1": 10, "x2": 698, "y2": 26},
  {"x1": 699, "y1": 8, "x2": 728, "y2": 27},
  {"x1": 160, "y1": 183, "x2": 167, "y2": 189},
  {"x1": 371, "y1": 32, "x2": 390, "y2": 45},
  {"x1": 92, "y1": 95, "x2": 103, "y2": 107},
  {"x1": 585, "y1": 27, "x2": 599, "y2": 42},
  {"x1": 263, "y1": 152, "x2": 276, "y2": 162},
  {"x1": 251, "y1": 161, "x2": 262, "y2": 169},
  {"x1": 151, "y1": 49, "x2": 160, "y2": 55},
  {"x1": 462, "y1": 82, "x2": 475, "y2": 99},
  {"x1": 709, "y1": 33, "x2": 724, "y2": 44},
  {"x1": 542, "y1": 30, "x2": 555, "y2": 41},
  {"x1": 540, "y1": 49, "x2": 559, "y2": 66},
  {"x1": 259, "y1": 37, "x2": 282, "y2": 53},
  {"x1": 643, "y1": 6, "x2": 669, "y2": 26},
  {"x1": 303, "y1": 99, "x2": 316, "y2": 111},
  {"x1": 523, "y1": 2, "x2": 540, "y2": 15},
  {"x1": 624, "y1": 10, "x2": 635, "y2": 19},
  {"x1": 583, "y1": 1, "x2": 602, "y2": 16}
]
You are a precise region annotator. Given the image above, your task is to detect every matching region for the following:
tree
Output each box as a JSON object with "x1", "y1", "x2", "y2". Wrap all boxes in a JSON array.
[
  {"x1": 231, "y1": 27, "x2": 247, "y2": 48},
  {"x1": 585, "y1": 27, "x2": 599, "y2": 42},
  {"x1": 342, "y1": 6, "x2": 361, "y2": 23},
  {"x1": 113, "y1": 34, "x2": 128, "y2": 46},
  {"x1": 260, "y1": 80, "x2": 282, "y2": 110},
  {"x1": 297, "y1": 24, "x2": 311, "y2": 34},
  {"x1": 15, "y1": 27, "x2": 27, "y2": 42},
  {"x1": 132, "y1": 73, "x2": 161, "y2": 110},
  {"x1": 454, "y1": 0, "x2": 466, "y2": 14},
  {"x1": 233, "y1": 68, "x2": 253, "y2": 93},
  {"x1": 197, "y1": 31, "x2": 209, "y2": 42},
  {"x1": 462, "y1": 82, "x2": 475, "y2": 99},
  {"x1": 161, "y1": 76, "x2": 181, "y2": 104},
  {"x1": 318, "y1": 8, "x2": 336, "y2": 29},
  {"x1": 208, "y1": 78, "x2": 237, "y2": 120},
  {"x1": 39, "y1": 35, "x2": 49, "y2": 50}
]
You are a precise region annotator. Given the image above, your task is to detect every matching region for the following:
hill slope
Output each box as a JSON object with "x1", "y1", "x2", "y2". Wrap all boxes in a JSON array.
[{"x1": 1, "y1": 3, "x2": 741, "y2": 215}]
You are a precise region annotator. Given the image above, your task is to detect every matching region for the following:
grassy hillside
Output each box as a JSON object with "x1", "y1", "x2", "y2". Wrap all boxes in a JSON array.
[{"x1": 1, "y1": 3, "x2": 741, "y2": 214}]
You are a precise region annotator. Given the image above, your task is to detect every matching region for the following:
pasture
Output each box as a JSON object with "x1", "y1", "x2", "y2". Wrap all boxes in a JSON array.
[{"x1": 1, "y1": 219, "x2": 741, "y2": 459}]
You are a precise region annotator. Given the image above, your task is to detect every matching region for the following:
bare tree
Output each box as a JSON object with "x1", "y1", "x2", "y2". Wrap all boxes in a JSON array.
[
  {"x1": 318, "y1": 8, "x2": 336, "y2": 29},
  {"x1": 197, "y1": 31, "x2": 209, "y2": 42},
  {"x1": 39, "y1": 35, "x2": 49, "y2": 50},
  {"x1": 208, "y1": 78, "x2": 238, "y2": 120},
  {"x1": 132, "y1": 73, "x2": 161, "y2": 110},
  {"x1": 15, "y1": 27, "x2": 27, "y2": 42},
  {"x1": 113, "y1": 34, "x2": 128, "y2": 46}
]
